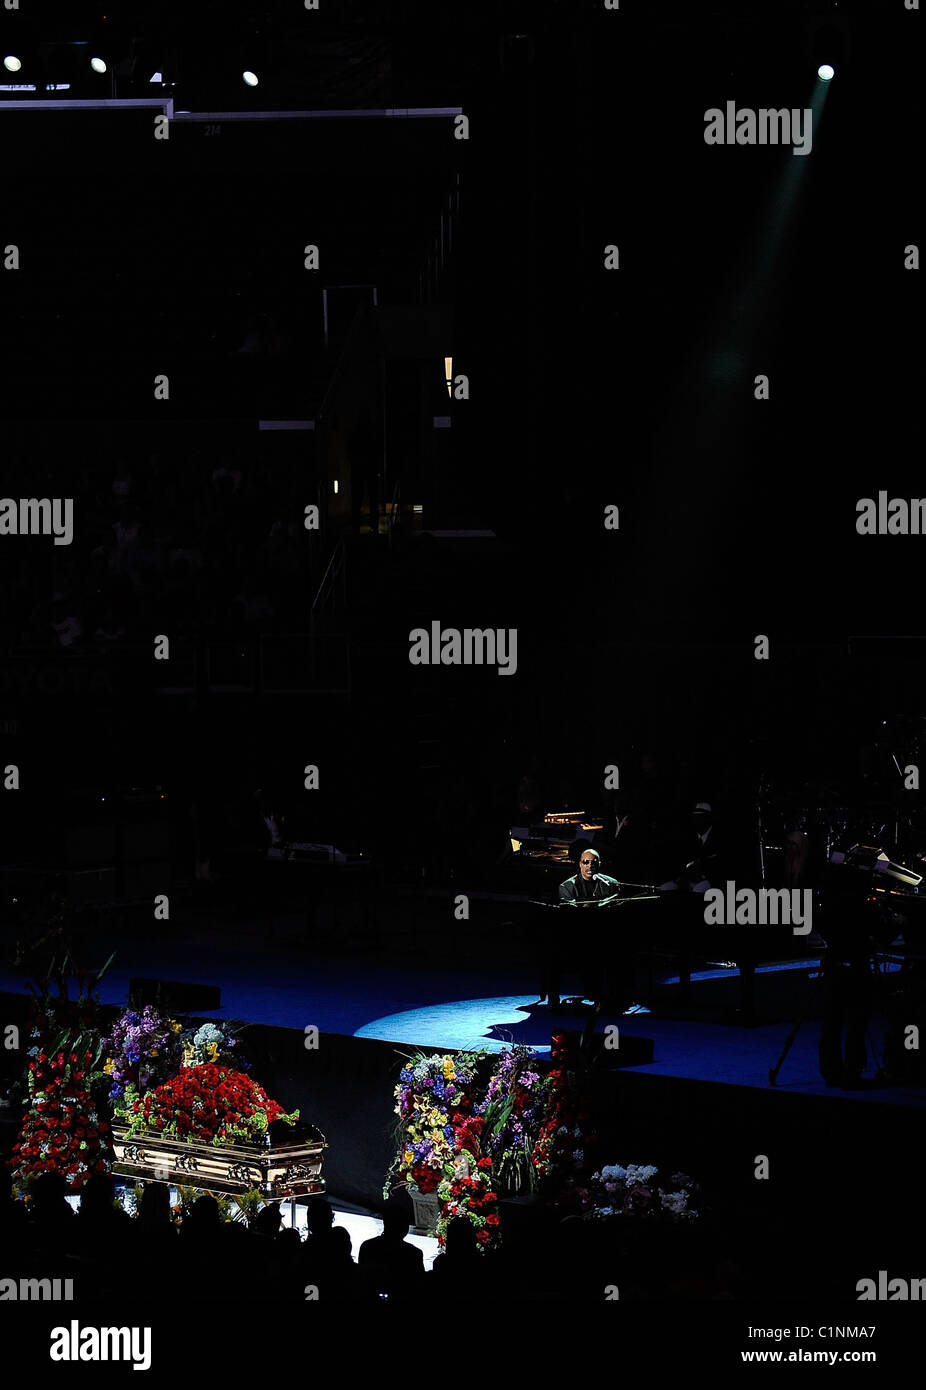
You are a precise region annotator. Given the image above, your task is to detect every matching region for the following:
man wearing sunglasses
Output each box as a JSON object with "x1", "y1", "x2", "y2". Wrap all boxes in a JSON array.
[
  {"x1": 553, "y1": 847, "x2": 631, "y2": 1009},
  {"x1": 558, "y1": 847, "x2": 622, "y2": 904}
]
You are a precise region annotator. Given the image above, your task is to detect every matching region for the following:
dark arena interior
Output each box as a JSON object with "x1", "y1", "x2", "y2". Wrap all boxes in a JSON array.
[{"x1": 0, "y1": 0, "x2": 924, "y2": 1369}]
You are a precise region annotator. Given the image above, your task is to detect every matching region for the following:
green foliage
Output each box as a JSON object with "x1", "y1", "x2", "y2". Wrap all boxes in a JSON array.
[
  {"x1": 233, "y1": 1189, "x2": 265, "y2": 1227},
  {"x1": 172, "y1": 1183, "x2": 235, "y2": 1223}
]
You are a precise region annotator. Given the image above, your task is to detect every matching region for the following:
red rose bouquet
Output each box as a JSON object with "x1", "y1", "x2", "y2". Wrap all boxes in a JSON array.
[
  {"x1": 531, "y1": 1031, "x2": 598, "y2": 1211},
  {"x1": 8, "y1": 954, "x2": 113, "y2": 1193},
  {"x1": 120, "y1": 1062, "x2": 299, "y2": 1146},
  {"x1": 436, "y1": 1150, "x2": 500, "y2": 1251}
]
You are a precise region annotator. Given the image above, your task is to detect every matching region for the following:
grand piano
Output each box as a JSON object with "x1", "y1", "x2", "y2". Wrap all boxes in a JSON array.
[
  {"x1": 505, "y1": 810, "x2": 822, "y2": 1023},
  {"x1": 507, "y1": 809, "x2": 607, "y2": 874},
  {"x1": 260, "y1": 837, "x2": 374, "y2": 943}
]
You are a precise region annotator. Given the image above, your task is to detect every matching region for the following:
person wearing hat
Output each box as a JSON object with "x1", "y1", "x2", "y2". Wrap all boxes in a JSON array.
[
  {"x1": 688, "y1": 801, "x2": 716, "y2": 887},
  {"x1": 658, "y1": 801, "x2": 717, "y2": 893}
]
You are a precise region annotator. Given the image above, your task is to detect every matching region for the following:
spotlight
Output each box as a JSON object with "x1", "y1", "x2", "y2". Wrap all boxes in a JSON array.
[
  {"x1": 242, "y1": 69, "x2": 259, "y2": 87},
  {"x1": 817, "y1": 64, "x2": 834, "y2": 82},
  {"x1": 3, "y1": 55, "x2": 22, "y2": 72},
  {"x1": 90, "y1": 56, "x2": 107, "y2": 74}
]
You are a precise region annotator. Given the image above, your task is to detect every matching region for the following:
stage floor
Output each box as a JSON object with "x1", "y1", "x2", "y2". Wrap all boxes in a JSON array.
[{"x1": 3, "y1": 919, "x2": 922, "y2": 1109}]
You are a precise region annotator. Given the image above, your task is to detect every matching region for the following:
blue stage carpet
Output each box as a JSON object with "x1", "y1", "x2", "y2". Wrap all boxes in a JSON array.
[{"x1": 2, "y1": 941, "x2": 922, "y2": 1107}]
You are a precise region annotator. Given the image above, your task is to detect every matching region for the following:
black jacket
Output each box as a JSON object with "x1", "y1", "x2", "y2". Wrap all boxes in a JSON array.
[{"x1": 558, "y1": 871, "x2": 622, "y2": 903}]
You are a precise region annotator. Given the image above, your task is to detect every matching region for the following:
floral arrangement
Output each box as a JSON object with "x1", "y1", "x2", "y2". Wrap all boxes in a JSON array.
[
  {"x1": 102, "y1": 1006, "x2": 183, "y2": 1100},
  {"x1": 589, "y1": 1164, "x2": 699, "y2": 1222},
  {"x1": 385, "y1": 1038, "x2": 698, "y2": 1248},
  {"x1": 179, "y1": 1021, "x2": 247, "y2": 1069},
  {"x1": 117, "y1": 1062, "x2": 299, "y2": 1147},
  {"x1": 232, "y1": 1188, "x2": 265, "y2": 1227},
  {"x1": 8, "y1": 955, "x2": 113, "y2": 1193},
  {"x1": 436, "y1": 1151, "x2": 499, "y2": 1249},
  {"x1": 385, "y1": 1049, "x2": 487, "y2": 1197},
  {"x1": 173, "y1": 1183, "x2": 234, "y2": 1224},
  {"x1": 169, "y1": 1185, "x2": 265, "y2": 1226},
  {"x1": 385, "y1": 1043, "x2": 597, "y2": 1250},
  {"x1": 123, "y1": 1182, "x2": 264, "y2": 1226},
  {"x1": 124, "y1": 1183, "x2": 147, "y2": 1217},
  {"x1": 530, "y1": 1031, "x2": 598, "y2": 1210},
  {"x1": 480, "y1": 1044, "x2": 553, "y2": 1195},
  {"x1": 385, "y1": 1045, "x2": 554, "y2": 1252},
  {"x1": 102, "y1": 1012, "x2": 248, "y2": 1106}
]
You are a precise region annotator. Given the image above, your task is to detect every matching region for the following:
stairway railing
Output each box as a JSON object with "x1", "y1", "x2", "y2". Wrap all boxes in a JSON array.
[
  {"x1": 310, "y1": 538, "x2": 346, "y2": 628},
  {"x1": 387, "y1": 477, "x2": 401, "y2": 545}
]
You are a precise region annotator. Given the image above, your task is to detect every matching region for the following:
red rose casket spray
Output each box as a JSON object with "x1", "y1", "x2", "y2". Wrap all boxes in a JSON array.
[{"x1": 9, "y1": 955, "x2": 113, "y2": 1194}]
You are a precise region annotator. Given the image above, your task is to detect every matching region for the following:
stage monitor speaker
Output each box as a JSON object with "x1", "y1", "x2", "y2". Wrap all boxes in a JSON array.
[{"x1": 129, "y1": 978, "x2": 221, "y2": 1013}]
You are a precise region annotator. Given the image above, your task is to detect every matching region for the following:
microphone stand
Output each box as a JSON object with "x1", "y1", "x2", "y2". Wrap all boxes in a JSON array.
[{"x1": 757, "y1": 774, "x2": 768, "y2": 886}]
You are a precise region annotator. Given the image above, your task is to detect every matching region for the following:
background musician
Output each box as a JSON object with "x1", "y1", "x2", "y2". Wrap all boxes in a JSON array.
[
  {"x1": 657, "y1": 800, "x2": 719, "y2": 893},
  {"x1": 817, "y1": 860, "x2": 897, "y2": 1088}
]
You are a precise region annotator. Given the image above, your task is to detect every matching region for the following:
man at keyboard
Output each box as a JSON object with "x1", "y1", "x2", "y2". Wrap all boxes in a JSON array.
[
  {"x1": 559, "y1": 848, "x2": 622, "y2": 904},
  {"x1": 555, "y1": 847, "x2": 633, "y2": 1008}
]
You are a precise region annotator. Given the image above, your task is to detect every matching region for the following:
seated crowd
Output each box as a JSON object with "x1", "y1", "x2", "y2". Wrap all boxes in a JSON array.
[{"x1": 0, "y1": 1168, "x2": 760, "y2": 1303}]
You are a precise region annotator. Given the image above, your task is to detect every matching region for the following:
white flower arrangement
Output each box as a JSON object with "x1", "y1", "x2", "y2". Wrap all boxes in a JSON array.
[{"x1": 589, "y1": 1162, "x2": 699, "y2": 1222}]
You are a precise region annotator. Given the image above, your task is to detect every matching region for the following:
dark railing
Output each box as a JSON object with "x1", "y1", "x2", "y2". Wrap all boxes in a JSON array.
[
  {"x1": 387, "y1": 477, "x2": 401, "y2": 544},
  {"x1": 310, "y1": 538, "x2": 347, "y2": 628},
  {"x1": 4, "y1": 632, "x2": 350, "y2": 698}
]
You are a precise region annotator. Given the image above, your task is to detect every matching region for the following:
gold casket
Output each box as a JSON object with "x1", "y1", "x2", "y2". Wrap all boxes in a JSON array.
[{"x1": 111, "y1": 1122, "x2": 326, "y2": 1199}]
